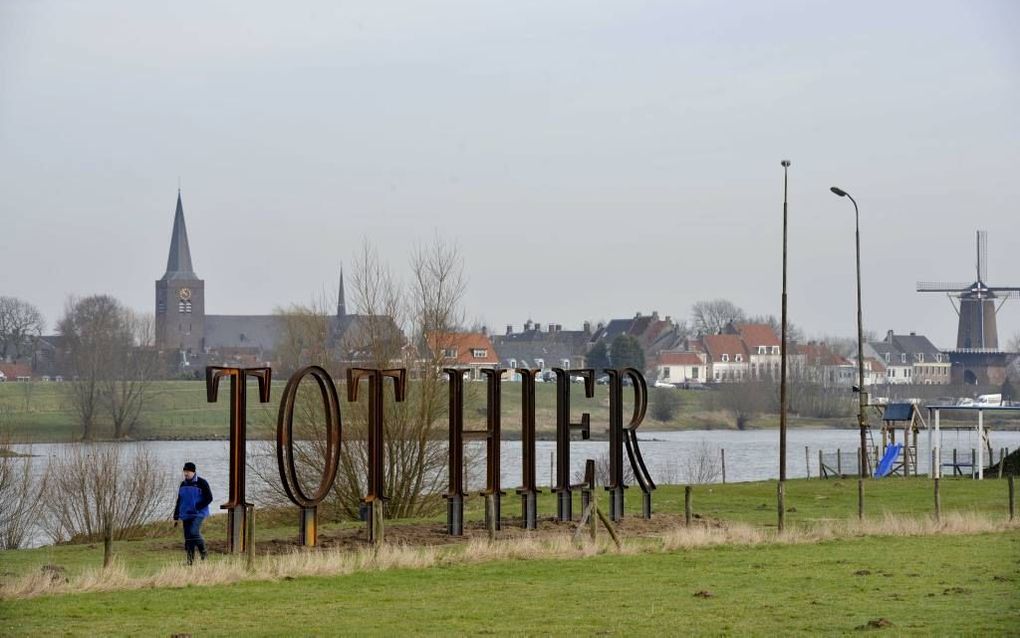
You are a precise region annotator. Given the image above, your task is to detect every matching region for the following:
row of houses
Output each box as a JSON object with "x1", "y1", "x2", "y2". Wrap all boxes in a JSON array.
[{"x1": 432, "y1": 312, "x2": 955, "y2": 387}]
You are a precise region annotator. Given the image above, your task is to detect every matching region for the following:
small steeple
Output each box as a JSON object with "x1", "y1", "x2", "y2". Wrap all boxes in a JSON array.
[
  {"x1": 337, "y1": 266, "x2": 347, "y2": 318},
  {"x1": 162, "y1": 191, "x2": 197, "y2": 280}
]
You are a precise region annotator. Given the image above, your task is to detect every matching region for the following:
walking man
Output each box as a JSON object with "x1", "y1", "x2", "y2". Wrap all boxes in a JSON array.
[{"x1": 173, "y1": 461, "x2": 213, "y2": 565}]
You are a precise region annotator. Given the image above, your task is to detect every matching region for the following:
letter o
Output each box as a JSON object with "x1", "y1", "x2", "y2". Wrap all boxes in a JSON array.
[{"x1": 276, "y1": 365, "x2": 342, "y2": 508}]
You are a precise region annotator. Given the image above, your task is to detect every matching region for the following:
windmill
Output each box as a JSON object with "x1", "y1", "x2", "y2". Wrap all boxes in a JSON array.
[{"x1": 917, "y1": 230, "x2": 1020, "y2": 350}]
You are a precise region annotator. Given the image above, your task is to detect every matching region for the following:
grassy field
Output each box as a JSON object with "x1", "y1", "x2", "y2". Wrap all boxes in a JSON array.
[
  {"x1": 2, "y1": 478, "x2": 1018, "y2": 635},
  {"x1": 5, "y1": 532, "x2": 1019, "y2": 636},
  {"x1": 0, "y1": 379, "x2": 848, "y2": 443}
]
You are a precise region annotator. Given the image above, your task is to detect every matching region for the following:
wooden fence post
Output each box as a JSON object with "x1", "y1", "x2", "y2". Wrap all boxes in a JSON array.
[
  {"x1": 857, "y1": 478, "x2": 864, "y2": 521},
  {"x1": 777, "y1": 481, "x2": 786, "y2": 532},
  {"x1": 805, "y1": 446, "x2": 810, "y2": 479},
  {"x1": 720, "y1": 449, "x2": 726, "y2": 484},
  {"x1": 934, "y1": 478, "x2": 942, "y2": 523},
  {"x1": 245, "y1": 505, "x2": 255, "y2": 572},
  {"x1": 684, "y1": 485, "x2": 693, "y2": 526},
  {"x1": 1009, "y1": 476, "x2": 1015, "y2": 522}
]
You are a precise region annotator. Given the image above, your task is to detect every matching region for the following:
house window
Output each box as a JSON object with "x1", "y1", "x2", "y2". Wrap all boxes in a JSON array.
[
  {"x1": 509, "y1": 359, "x2": 518, "y2": 369},
  {"x1": 721, "y1": 354, "x2": 729, "y2": 362},
  {"x1": 884, "y1": 353, "x2": 890, "y2": 362},
  {"x1": 916, "y1": 353, "x2": 924, "y2": 362},
  {"x1": 471, "y1": 349, "x2": 487, "y2": 358},
  {"x1": 714, "y1": 371, "x2": 720, "y2": 380},
  {"x1": 772, "y1": 346, "x2": 780, "y2": 354},
  {"x1": 900, "y1": 353, "x2": 906, "y2": 364},
  {"x1": 662, "y1": 367, "x2": 671, "y2": 379},
  {"x1": 443, "y1": 348, "x2": 458, "y2": 358},
  {"x1": 536, "y1": 358, "x2": 545, "y2": 369},
  {"x1": 936, "y1": 354, "x2": 942, "y2": 362},
  {"x1": 692, "y1": 367, "x2": 699, "y2": 379},
  {"x1": 758, "y1": 346, "x2": 766, "y2": 354},
  {"x1": 735, "y1": 354, "x2": 743, "y2": 362}
]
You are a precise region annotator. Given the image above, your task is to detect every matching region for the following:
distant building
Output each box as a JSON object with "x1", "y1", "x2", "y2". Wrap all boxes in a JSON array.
[
  {"x1": 864, "y1": 330, "x2": 950, "y2": 385},
  {"x1": 427, "y1": 331, "x2": 499, "y2": 380},
  {"x1": 654, "y1": 351, "x2": 708, "y2": 385},
  {"x1": 795, "y1": 342, "x2": 855, "y2": 388},
  {"x1": 725, "y1": 322, "x2": 782, "y2": 380},
  {"x1": 587, "y1": 311, "x2": 684, "y2": 373},
  {"x1": 491, "y1": 320, "x2": 591, "y2": 374},
  {"x1": 700, "y1": 333, "x2": 750, "y2": 382},
  {"x1": 154, "y1": 192, "x2": 398, "y2": 374}
]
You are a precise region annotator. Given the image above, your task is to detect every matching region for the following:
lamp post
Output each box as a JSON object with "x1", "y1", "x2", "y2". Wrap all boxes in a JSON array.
[
  {"x1": 778, "y1": 160, "x2": 791, "y2": 532},
  {"x1": 830, "y1": 186, "x2": 869, "y2": 478}
]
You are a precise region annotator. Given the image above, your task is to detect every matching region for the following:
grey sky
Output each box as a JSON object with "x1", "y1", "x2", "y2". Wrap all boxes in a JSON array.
[{"x1": 1, "y1": 0, "x2": 1018, "y2": 348}]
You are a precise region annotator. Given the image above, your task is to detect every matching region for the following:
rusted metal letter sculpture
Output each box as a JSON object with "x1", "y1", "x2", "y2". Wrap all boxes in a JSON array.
[
  {"x1": 206, "y1": 366, "x2": 272, "y2": 553},
  {"x1": 605, "y1": 367, "x2": 654, "y2": 521},
  {"x1": 479, "y1": 367, "x2": 506, "y2": 531},
  {"x1": 552, "y1": 368, "x2": 594, "y2": 521},
  {"x1": 443, "y1": 368, "x2": 469, "y2": 535},
  {"x1": 347, "y1": 367, "x2": 406, "y2": 543},
  {"x1": 444, "y1": 367, "x2": 507, "y2": 535},
  {"x1": 516, "y1": 367, "x2": 542, "y2": 529},
  {"x1": 276, "y1": 365, "x2": 342, "y2": 547}
]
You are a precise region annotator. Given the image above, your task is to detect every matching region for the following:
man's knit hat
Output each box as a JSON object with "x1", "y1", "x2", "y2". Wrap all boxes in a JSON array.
[{"x1": 183, "y1": 462, "x2": 197, "y2": 472}]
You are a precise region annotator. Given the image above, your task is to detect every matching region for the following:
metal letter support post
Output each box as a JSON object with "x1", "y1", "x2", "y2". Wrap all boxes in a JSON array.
[{"x1": 207, "y1": 366, "x2": 272, "y2": 554}]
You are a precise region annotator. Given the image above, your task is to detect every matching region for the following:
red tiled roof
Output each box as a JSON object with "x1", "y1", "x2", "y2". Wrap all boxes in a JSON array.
[
  {"x1": 657, "y1": 352, "x2": 705, "y2": 366},
  {"x1": 427, "y1": 332, "x2": 500, "y2": 365},
  {"x1": 734, "y1": 323, "x2": 781, "y2": 348},
  {"x1": 701, "y1": 334, "x2": 748, "y2": 362},
  {"x1": 0, "y1": 362, "x2": 33, "y2": 379}
]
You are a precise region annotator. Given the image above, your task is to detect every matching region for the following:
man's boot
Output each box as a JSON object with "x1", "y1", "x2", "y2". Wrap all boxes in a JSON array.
[
  {"x1": 185, "y1": 540, "x2": 195, "y2": 565},
  {"x1": 197, "y1": 539, "x2": 208, "y2": 561}
]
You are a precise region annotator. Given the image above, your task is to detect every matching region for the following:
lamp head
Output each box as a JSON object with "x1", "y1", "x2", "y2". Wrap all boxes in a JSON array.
[
  {"x1": 781, "y1": 160, "x2": 791, "y2": 168},
  {"x1": 830, "y1": 186, "x2": 848, "y2": 197}
]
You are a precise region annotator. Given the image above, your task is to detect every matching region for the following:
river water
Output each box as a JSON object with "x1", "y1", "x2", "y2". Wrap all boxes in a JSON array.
[{"x1": 10, "y1": 427, "x2": 1019, "y2": 547}]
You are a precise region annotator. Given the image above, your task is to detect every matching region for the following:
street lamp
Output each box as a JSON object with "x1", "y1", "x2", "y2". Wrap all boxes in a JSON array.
[
  {"x1": 778, "y1": 160, "x2": 791, "y2": 532},
  {"x1": 830, "y1": 186, "x2": 869, "y2": 479}
]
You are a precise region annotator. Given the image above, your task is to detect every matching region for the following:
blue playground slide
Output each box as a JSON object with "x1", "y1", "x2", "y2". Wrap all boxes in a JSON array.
[{"x1": 874, "y1": 444, "x2": 903, "y2": 478}]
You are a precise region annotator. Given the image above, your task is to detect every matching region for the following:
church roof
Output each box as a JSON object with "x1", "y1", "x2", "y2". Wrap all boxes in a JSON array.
[
  {"x1": 204, "y1": 315, "x2": 283, "y2": 351},
  {"x1": 162, "y1": 192, "x2": 198, "y2": 281}
]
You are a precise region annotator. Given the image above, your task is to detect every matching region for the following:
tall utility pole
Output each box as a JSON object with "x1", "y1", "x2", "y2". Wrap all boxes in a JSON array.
[
  {"x1": 778, "y1": 160, "x2": 791, "y2": 532},
  {"x1": 831, "y1": 186, "x2": 869, "y2": 478}
]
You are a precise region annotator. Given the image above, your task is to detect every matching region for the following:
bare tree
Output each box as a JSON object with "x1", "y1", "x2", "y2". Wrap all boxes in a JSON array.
[
  {"x1": 41, "y1": 443, "x2": 169, "y2": 543},
  {"x1": 255, "y1": 237, "x2": 467, "y2": 521},
  {"x1": 0, "y1": 425, "x2": 45, "y2": 549},
  {"x1": 0, "y1": 296, "x2": 44, "y2": 361},
  {"x1": 711, "y1": 381, "x2": 770, "y2": 430},
  {"x1": 691, "y1": 299, "x2": 745, "y2": 335},
  {"x1": 104, "y1": 311, "x2": 160, "y2": 439},
  {"x1": 681, "y1": 441, "x2": 722, "y2": 485},
  {"x1": 58, "y1": 296, "x2": 156, "y2": 440},
  {"x1": 58, "y1": 295, "x2": 128, "y2": 439}
]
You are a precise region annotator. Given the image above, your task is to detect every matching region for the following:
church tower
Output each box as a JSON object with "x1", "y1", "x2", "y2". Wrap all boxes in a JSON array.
[{"x1": 155, "y1": 192, "x2": 205, "y2": 356}]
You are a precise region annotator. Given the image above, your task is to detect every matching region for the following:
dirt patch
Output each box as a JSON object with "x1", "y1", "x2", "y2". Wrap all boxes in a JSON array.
[{"x1": 159, "y1": 513, "x2": 718, "y2": 556}]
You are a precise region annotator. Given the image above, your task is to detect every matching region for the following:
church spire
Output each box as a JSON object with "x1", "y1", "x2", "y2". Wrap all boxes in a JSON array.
[
  {"x1": 337, "y1": 266, "x2": 347, "y2": 317},
  {"x1": 162, "y1": 191, "x2": 197, "y2": 280}
]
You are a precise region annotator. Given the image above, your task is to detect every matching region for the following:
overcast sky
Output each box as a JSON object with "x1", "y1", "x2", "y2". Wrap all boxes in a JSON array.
[{"x1": 1, "y1": 0, "x2": 1018, "y2": 348}]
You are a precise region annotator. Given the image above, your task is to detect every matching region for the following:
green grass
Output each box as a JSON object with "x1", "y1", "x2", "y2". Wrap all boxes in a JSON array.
[
  {"x1": 2, "y1": 531, "x2": 1018, "y2": 636},
  {"x1": 3, "y1": 478, "x2": 1014, "y2": 580}
]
